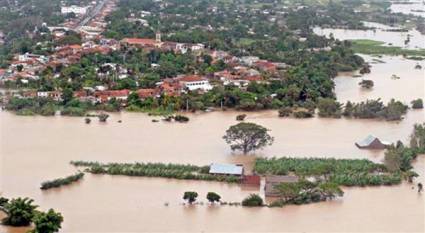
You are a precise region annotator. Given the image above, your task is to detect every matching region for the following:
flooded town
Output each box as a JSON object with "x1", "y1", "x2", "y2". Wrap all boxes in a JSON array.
[{"x1": 0, "y1": 0, "x2": 424, "y2": 232}]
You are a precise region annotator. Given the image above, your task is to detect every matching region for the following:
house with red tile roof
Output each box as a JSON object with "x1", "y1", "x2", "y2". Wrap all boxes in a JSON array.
[{"x1": 178, "y1": 75, "x2": 212, "y2": 92}]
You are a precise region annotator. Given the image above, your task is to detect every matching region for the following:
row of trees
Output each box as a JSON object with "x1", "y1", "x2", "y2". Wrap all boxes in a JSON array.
[{"x1": 0, "y1": 197, "x2": 63, "y2": 233}]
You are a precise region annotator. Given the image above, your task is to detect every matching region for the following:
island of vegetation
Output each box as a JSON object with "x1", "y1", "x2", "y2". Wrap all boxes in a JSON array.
[{"x1": 0, "y1": 196, "x2": 63, "y2": 233}]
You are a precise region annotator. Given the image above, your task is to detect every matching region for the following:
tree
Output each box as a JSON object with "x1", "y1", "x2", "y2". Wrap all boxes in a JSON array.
[
  {"x1": 0, "y1": 197, "x2": 9, "y2": 207},
  {"x1": 98, "y1": 113, "x2": 109, "y2": 122},
  {"x1": 2, "y1": 197, "x2": 38, "y2": 226},
  {"x1": 61, "y1": 88, "x2": 74, "y2": 104},
  {"x1": 241, "y1": 194, "x2": 263, "y2": 207},
  {"x1": 223, "y1": 122, "x2": 274, "y2": 154},
  {"x1": 411, "y1": 99, "x2": 423, "y2": 109},
  {"x1": 183, "y1": 191, "x2": 198, "y2": 204},
  {"x1": 317, "y1": 98, "x2": 342, "y2": 118},
  {"x1": 206, "y1": 192, "x2": 221, "y2": 203},
  {"x1": 30, "y1": 209, "x2": 63, "y2": 233}
]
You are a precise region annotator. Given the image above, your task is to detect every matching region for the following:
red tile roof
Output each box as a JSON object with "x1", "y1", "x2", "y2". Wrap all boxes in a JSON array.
[
  {"x1": 121, "y1": 38, "x2": 156, "y2": 46},
  {"x1": 178, "y1": 75, "x2": 205, "y2": 82}
]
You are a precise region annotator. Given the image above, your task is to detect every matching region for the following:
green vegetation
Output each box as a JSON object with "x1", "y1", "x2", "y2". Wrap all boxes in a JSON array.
[
  {"x1": 40, "y1": 172, "x2": 84, "y2": 190},
  {"x1": 29, "y1": 209, "x2": 63, "y2": 233},
  {"x1": 350, "y1": 40, "x2": 425, "y2": 57},
  {"x1": 411, "y1": 99, "x2": 423, "y2": 109},
  {"x1": 183, "y1": 192, "x2": 198, "y2": 204},
  {"x1": 359, "y1": 79, "x2": 374, "y2": 89},
  {"x1": 317, "y1": 98, "x2": 342, "y2": 118},
  {"x1": 70, "y1": 161, "x2": 241, "y2": 183},
  {"x1": 241, "y1": 194, "x2": 263, "y2": 207},
  {"x1": 1, "y1": 197, "x2": 37, "y2": 226},
  {"x1": 206, "y1": 192, "x2": 221, "y2": 203},
  {"x1": 270, "y1": 180, "x2": 343, "y2": 206},
  {"x1": 254, "y1": 157, "x2": 401, "y2": 187},
  {"x1": 0, "y1": 196, "x2": 63, "y2": 232},
  {"x1": 410, "y1": 123, "x2": 425, "y2": 154},
  {"x1": 223, "y1": 122, "x2": 274, "y2": 154},
  {"x1": 343, "y1": 99, "x2": 408, "y2": 121}
]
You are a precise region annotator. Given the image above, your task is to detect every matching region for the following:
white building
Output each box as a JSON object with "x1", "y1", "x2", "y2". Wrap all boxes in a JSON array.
[
  {"x1": 61, "y1": 6, "x2": 88, "y2": 15},
  {"x1": 178, "y1": 75, "x2": 212, "y2": 92}
]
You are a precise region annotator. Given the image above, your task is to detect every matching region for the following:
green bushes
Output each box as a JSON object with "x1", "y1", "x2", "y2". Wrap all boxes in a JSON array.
[
  {"x1": 241, "y1": 194, "x2": 263, "y2": 207},
  {"x1": 70, "y1": 161, "x2": 241, "y2": 183},
  {"x1": 343, "y1": 99, "x2": 408, "y2": 121},
  {"x1": 410, "y1": 123, "x2": 425, "y2": 153},
  {"x1": 183, "y1": 192, "x2": 198, "y2": 204},
  {"x1": 317, "y1": 98, "x2": 342, "y2": 118},
  {"x1": 1, "y1": 197, "x2": 37, "y2": 226},
  {"x1": 1, "y1": 197, "x2": 63, "y2": 232},
  {"x1": 254, "y1": 157, "x2": 400, "y2": 186},
  {"x1": 411, "y1": 99, "x2": 423, "y2": 109},
  {"x1": 40, "y1": 173, "x2": 84, "y2": 190},
  {"x1": 274, "y1": 180, "x2": 343, "y2": 205}
]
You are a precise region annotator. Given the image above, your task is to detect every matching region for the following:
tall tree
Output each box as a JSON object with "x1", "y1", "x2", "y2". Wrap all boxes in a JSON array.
[{"x1": 223, "y1": 122, "x2": 274, "y2": 154}]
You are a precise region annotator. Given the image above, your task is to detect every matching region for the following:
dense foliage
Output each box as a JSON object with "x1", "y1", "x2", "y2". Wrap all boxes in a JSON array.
[
  {"x1": 241, "y1": 194, "x2": 263, "y2": 207},
  {"x1": 1, "y1": 197, "x2": 37, "y2": 226},
  {"x1": 254, "y1": 157, "x2": 401, "y2": 186},
  {"x1": 271, "y1": 180, "x2": 343, "y2": 206},
  {"x1": 183, "y1": 192, "x2": 198, "y2": 204},
  {"x1": 70, "y1": 161, "x2": 241, "y2": 183},
  {"x1": 223, "y1": 122, "x2": 274, "y2": 154},
  {"x1": 40, "y1": 172, "x2": 84, "y2": 190},
  {"x1": 343, "y1": 99, "x2": 408, "y2": 121},
  {"x1": 29, "y1": 209, "x2": 63, "y2": 233}
]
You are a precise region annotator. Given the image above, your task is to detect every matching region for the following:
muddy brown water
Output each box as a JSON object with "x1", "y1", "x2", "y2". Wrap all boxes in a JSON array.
[{"x1": 0, "y1": 56, "x2": 424, "y2": 232}]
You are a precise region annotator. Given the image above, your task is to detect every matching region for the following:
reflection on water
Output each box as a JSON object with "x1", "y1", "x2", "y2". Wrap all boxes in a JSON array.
[{"x1": 0, "y1": 51, "x2": 424, "y2": 232}]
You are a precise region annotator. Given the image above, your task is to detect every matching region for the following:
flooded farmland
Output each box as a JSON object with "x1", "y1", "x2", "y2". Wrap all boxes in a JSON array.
[
  {"x1": 1, "y1": 55, "x2": 424, "y2": 232},
  {"x1": 1, "y1": 23, "x2": 425, "y2": 233}
]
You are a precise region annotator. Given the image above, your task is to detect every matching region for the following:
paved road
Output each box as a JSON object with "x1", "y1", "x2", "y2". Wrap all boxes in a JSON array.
[{"x1": 75, "y1": 0, "x2": 110, "y2": 30}]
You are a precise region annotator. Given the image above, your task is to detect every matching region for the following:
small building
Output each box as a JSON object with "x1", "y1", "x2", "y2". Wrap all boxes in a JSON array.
[
  {"x1": 209, "y1": 163, "x2": 244, "y2": 176},
  {"x1": 178, "y1": 75, "x2": 213, "y2": 92},
  {"x1": 355, "y1": 135, "x2": 390, "y2": 149},
  {"x1": 264, "y1": 175, "x2": 299, "y2": 197}
]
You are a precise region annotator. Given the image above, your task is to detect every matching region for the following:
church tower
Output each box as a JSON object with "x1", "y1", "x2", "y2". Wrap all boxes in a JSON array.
[{"x1": 155, "y1": 31, "x2": 161, "y2": 43}]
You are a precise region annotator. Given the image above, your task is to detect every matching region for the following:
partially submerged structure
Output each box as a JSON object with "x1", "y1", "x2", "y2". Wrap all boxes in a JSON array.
[
  {"x1": 264, "y1": 175, "x2": 299, "y2": 197},
  {"x1": 355, "y1": 135, "x2": 390, "y2": 149},
  {"x1": 209, "y1": 163, "x2": 244, "y2": 176}
]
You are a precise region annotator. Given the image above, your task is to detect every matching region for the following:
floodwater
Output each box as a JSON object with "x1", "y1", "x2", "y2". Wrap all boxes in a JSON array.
[
  {"x1": 1, "y1": 42, "x2": 425, "y2": 233},
  {"x1": 313, "y1": 24, "x2": 425, "y2": 49},
  {"x1": 390, "y1": 0, "x2": 425, "y2": 18},
  {"x1": 336, "y1": 55, "x2": 424, "y2": 103}
]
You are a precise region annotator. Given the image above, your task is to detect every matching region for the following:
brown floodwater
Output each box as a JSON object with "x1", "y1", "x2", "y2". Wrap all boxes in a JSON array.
[
  {"x1": 313, "y1": 24, "x2": 425, "y2": 49},
  {"x1": 1, "y1": 56, "x2": 424, "y2": 232},
  {"x1": 336, "y1": 55, "x2": 424, "y2": 103}
]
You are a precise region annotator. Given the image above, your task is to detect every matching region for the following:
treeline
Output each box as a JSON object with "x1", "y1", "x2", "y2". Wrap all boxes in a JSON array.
[
  {"x1": 70, "y1": 161, "x2": 241, "y2": 183},
  {"x1": 40, "y1": 172, "x2": 84, "y2": 190},
  {"x1": 312, "y1": 98, "x2": 410, "y2": 121}
]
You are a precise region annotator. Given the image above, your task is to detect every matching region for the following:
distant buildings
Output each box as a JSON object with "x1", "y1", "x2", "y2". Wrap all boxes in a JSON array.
[{"x1": 61, "y1": 6, "x2": 88, "y2": 15}]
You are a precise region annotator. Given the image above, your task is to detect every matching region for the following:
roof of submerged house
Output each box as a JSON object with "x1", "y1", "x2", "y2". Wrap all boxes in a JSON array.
[
  {"x1": 209, "y1": 163, "x2": 243, "y2": 175},
  {"x1": 355, "y1": 135, "x2": 390, "y2": 148}
]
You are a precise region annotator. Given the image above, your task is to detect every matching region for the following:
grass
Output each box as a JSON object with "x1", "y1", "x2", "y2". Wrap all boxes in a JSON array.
[
  {"x1": 70, "y1": 161, "x2": 241, "y2": 183},
  {"x1": 350, "y1": 39, "x2": 425, "y2": 57}
]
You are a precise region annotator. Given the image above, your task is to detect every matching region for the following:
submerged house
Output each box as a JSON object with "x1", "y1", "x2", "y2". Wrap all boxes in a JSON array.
[
  {"x1": 355, "y1": 135, "x2": 390, "y2": 149},
  {"x1": 209, "y1": 163, "x2": 244, "y2": 176},
  {"x1": 264, "y1": 175, "x2": 299, "y2": 197}
]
